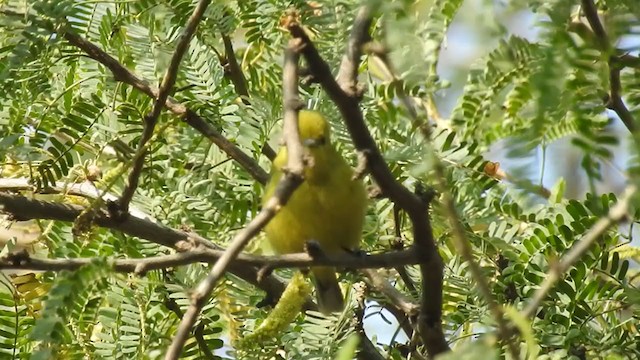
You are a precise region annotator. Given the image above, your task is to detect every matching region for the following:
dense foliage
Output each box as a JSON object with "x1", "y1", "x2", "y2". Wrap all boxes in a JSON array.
[{"x1": 0, "y1": 0, "x2": 639, "y2": 359}]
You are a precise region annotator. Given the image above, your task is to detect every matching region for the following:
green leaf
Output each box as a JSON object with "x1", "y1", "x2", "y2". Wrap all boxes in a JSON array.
[
  {"x1": 549, "y1": 178, "x2": 565, "y2": 204},
  {"x1": 334, "y1": 333, "x2": 359, "y2": 360}
]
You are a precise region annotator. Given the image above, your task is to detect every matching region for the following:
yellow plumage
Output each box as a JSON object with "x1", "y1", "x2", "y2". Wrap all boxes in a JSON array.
[{"x1": 263, "y1": 110, "x2": 367, "y2": 314}]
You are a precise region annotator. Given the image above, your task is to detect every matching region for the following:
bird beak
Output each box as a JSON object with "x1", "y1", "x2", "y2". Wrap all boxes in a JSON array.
[{"x1": 302, "y1": 137, "x2": 326, "y2": 148}]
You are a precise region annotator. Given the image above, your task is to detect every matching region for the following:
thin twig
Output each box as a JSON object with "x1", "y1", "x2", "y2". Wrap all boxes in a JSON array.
[
  {"x1": 432, "y1": 160, "x2": 520, "y2": 359},
  {"x1": 221, "y1": 33, "x2": 250, "y2": 102},
  {"x1": 393, "y1": 205, "x2": 419, "y2": 296},
  {"x1": 118, "y1": 0, "x2": 212, "y2": 213},
  {"x1": 193, "y1": 323, "x2": 216, "y2": 360},
  {"x1": 381, "y1": 302, "x2": 415, "y2": 340},
  {"x1": 580, "y1": 0, "x2": 608, "y2": 49},
  {"x1": 521, "y1": 185, "x2": 636, "y2": 318},
  {"x1": 163, "y1": 39, "x2": 306, "y2": 360},
  {"x1": 362, "y1": 269, "x2": 419, "y2": 317},
  {"x1": 0, "y1": 178, "x2": 148, "y2": 219},
  {"x1": 220, "y1": 33, "x2": 276, "y2": 160},
  {"x1": 607, "y1": 63, "x2": 636, "y2": 132},
  {"x1": 353, "y1": 282, "x2": 386, "y2": 360},
  {"x1": 281, "y1": 42, "x2": 305, "y2": 175},
  {"x1": 581, "y1": 0, "x2": 636, "y2": 132},
  {"x1": 358, "y1": 270, "x2": 417, "y2": 352},
  {"x1": 364, "y1": 43, "x2": 418, "y2": 121},
  {"x1": 369, "y1": 18, "x2": 516, "y2": 354},
  {"x1": 162, "y1": 290, "x2": 216, "y2": 360}
]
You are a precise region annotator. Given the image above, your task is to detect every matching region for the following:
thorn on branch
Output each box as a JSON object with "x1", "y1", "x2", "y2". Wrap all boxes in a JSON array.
[
  {"x1": 352, "y1": 149, "x2": 371, "y2": 180},
  {"x1": 279, "y1": 8, "x2": 301, "y2": 30},
  {"x1": 256, "y1": 265, "x2": 274, "y2": 283},
  {"x1": 299, "y1": 67, "x2": 318, "y2": 85},
  {"x1": 134, "y1": 262, "x2": 148, "y2": 276},
  {"x1": 107, "y1": 199, "x2": 128, "y2": 222},
  {"x1": 353, "y1": 281, "x2": 367, "y2": 331},
  {"x1": 174, "y1": 84, "x2": 197, "y2": 93},
  {"x1": 536, "y1": 308, "x2": 546, "y2": 320},
  {"x1": 5, "y1": 249, "x2": 31, "y2": 266},
  {"x1": 363, "y1": 41, "x2": 387, "y2": 57},
  {"x1": 284, "y1": 98, "x2": 305, "y2": 113},
  {"x1": 6, "y1": 214, "x2": 26, "y2": 222},
  {"x1": 174, "y1": 239, "x2": 197, "y2": 252},
  {"x1": 367, "y1": 185, "x2": 384, "y2": 199},
  {"x1": 164, "y1": 293, "x2": 184, "y2": 317},
  {"x1": 414, "y1": 183, "x2": 437, "y2": 206},
  {"x1": 353, "y1": 83, "x2": 366, "y2": 100},
  {"x1": 391, "y1": 237, "x2": 404, "y2": 251}
]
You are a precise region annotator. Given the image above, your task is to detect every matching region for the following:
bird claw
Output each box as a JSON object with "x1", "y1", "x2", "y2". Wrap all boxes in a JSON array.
[
  {"x1": 304, "y1": 239, "x2": 326, "y2": 259},
  {"x1": 342, "y1": 246, "x2": 366, "y2": 258}
]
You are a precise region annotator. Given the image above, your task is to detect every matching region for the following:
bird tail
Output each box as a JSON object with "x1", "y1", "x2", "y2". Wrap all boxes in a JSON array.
[{"x1": 311, "y1": 266, "x2": 344, "y2": 315}]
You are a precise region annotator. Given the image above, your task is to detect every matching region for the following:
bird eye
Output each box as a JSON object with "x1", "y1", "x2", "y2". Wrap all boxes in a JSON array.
[{"x1": 303, "y1": 137, "x2": 326, "y2": 147}]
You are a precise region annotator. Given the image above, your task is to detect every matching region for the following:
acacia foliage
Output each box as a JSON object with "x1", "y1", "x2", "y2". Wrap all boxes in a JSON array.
[{"x1": 0, "y1": 0, "x2": 639, "y2": 359}]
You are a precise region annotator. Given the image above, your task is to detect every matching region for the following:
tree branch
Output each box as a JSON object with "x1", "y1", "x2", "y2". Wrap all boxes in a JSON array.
[
  {"x1": 607, "y1": 61, "x2": 636, "y2": 132},
  {"x1": 580, "y1": 0, "x2": 608, "y2": 48},
  {"x1": 581, "y1": 0, "x2": 636, "y2": 132},
  {"x1": 0, "y1": 178, "x2": 147, "y2": 219},
  {"x1": 336, "y1": 6, "x2": 373, "y2": 96},
  {"x1": 286, "y1": 7, "x2": 449, "y2": 357},
  {"x1": 0, "y1": 246, "x2": 418, "y2": 277},
  {"x1": 288, "y1": 29, "x2": 422, "y2": 212},
  {"x1": 0, "y1": 191, "x2": 303, "y2": 311},
  {"x1": 164, "y1": 38, "x2": 306, "y2": 360}
]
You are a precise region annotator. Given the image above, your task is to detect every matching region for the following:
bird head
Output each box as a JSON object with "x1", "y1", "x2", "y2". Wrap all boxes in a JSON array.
[
  {"x1": 298, "y1": 110, "x2": 330, "y2": 148},
  {"x1": 298, "y1": 110, "x2": 333, "y2": 183},
  {"x1": 271, "y1": 110, "x2": 336, "y2": 183}
]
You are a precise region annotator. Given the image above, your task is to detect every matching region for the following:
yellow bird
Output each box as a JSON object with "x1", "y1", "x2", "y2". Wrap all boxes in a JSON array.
[{"x1": 263, "y1": 110, "x2": 367, "y2": 314}]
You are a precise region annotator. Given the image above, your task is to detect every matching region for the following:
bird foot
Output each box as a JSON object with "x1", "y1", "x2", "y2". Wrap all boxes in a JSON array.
[{"x1": 304, "y1": 239, "x2": 326, "y2": 259}]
